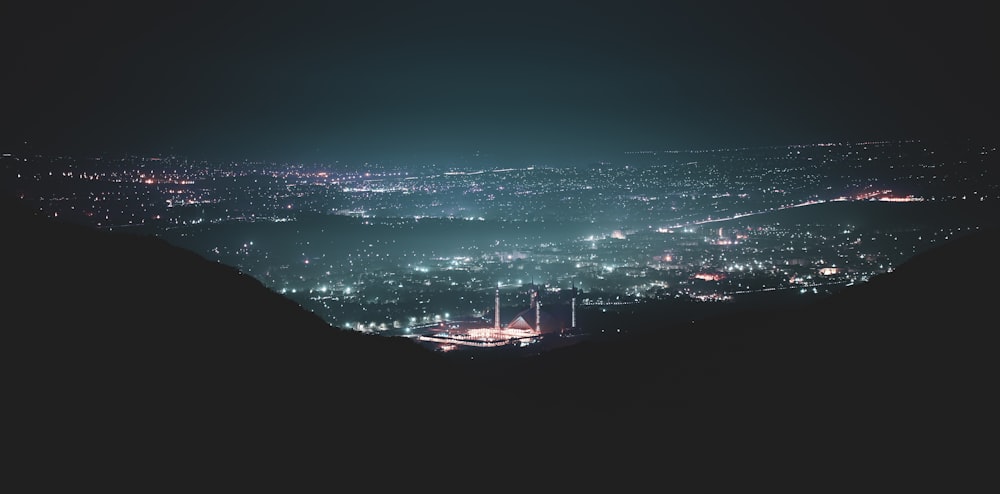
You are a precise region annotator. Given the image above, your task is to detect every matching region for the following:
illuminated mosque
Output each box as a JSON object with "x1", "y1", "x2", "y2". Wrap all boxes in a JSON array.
[{"x1": 418, "y1": 284, "x2": 577, "y2": 350}]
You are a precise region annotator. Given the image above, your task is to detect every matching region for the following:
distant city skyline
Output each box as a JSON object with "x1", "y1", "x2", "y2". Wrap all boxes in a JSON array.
[
  {"x1": 6, "y1": 139, "x2": 997, "y2": 335},
  {"x1": 3, "y1": 1, "x2": 997, "y2": 166}
]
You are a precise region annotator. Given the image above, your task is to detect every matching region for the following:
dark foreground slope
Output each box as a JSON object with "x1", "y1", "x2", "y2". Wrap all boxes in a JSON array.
[
  {"x1": 7, "y1": 198, "x2": 998, "y2": 488},
  {"x1": 465, "y1": 225, "x2": 1000, "y2": 485},
  {"x1": 4, "y1": 200, "x2": 541, "y2": 487}
]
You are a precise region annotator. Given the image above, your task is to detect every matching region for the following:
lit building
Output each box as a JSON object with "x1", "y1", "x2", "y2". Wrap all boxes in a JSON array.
[{"x1": 418, "y1": 284, "x2": 575, "y2": 350}]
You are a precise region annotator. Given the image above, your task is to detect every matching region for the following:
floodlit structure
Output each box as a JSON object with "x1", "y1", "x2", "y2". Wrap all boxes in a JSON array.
[{"x1": 418, "y1": 284, "x2": 577, "y2": 350}]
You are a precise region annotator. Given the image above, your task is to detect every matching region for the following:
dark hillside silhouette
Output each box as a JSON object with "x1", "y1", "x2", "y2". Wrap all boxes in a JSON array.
[
  {"x1": 4, "y1": 199, "x2": 541, "y2": 486},
  {"x1": 6, "y1": 197, "x2": 997, "y2": 488},
  {"x1": 462, "y1": 226, "x2": 1000, "y2": 485}
]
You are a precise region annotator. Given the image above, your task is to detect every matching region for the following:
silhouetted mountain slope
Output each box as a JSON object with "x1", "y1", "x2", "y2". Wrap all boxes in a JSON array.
[
  {"x1": 3, "y1": 199, "x2": 546, "y2": 486},
  {"x1": 6, "y1": 199, "x2": 450, "y2": 384},
  {"x1": 7, "y1": 197, "x2": 997, "y2": 488},
  {"x1": 466, "y1": 226, "x2": 999, "y2": 484}
]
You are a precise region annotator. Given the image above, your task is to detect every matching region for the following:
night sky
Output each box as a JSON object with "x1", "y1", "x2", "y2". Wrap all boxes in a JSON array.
[{"x1": 4, "y1": 1, "x2": 996, "y2": 166}]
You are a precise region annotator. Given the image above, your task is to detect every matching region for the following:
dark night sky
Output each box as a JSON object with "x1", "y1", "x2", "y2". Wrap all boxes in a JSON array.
[{"x1": 3, "y1": 1, "x2": 997, "y2": 166}]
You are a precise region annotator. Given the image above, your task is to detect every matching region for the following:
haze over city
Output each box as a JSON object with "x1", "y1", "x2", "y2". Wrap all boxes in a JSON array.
[{"x1": 5, "y1": 0, "x2": 999, "y2": 350}]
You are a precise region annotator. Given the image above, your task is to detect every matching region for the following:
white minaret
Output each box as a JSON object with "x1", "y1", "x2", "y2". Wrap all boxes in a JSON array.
[
  {"x1": 571, "y1": 283, "x2": 577, "y2": 329},
  {"x1": 535, "y1": 286, "x2": 541, "y2": 333},
  {"x1": 494, "y1": 283, "x2": 501, "y2": 330}
]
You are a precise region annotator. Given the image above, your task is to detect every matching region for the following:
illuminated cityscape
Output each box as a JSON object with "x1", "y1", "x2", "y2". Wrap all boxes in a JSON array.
[
  {"x1": 5, "y1": 1, "x2": 1000, "y2": 485},
  {"x1": 4, "y1": 138, "x2": 997, "y2": 349}
]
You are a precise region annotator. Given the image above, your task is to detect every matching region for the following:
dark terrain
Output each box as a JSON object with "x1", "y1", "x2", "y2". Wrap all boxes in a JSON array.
[{"x1": 6, "y1": 198, "x2": 997, "y2": 488}]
